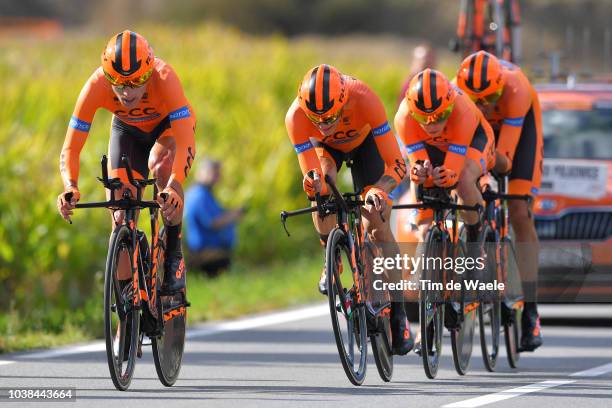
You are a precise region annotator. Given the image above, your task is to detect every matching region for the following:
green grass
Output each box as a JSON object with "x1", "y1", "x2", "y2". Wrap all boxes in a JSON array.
[
  {"x1": 0, "y1": 255, "x2": 323, "y2": 353},
  {"x1": 188, "y1": 256, "x2": 323, "y2": 321}
]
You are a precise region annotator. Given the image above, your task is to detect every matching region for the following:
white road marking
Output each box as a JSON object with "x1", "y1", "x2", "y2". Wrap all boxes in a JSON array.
[
  {"x1": 186, "y1": 303, "x2": 328, "y2": 339},
  {"x1": 3, "y1": 304, "x2": 328, "y2": 363},
  {"x1": 445, "y1": 359, "x2": 612, "y2": 407},
  {"x1": 570, "y1": 362, "x2": 612, "y2": 377},
  {"x1": 442, "y1": 380, "x2": 576, "y2": 408},
  {"x1": 21, "y1": 342, "x2": 106, "y2": 360}
]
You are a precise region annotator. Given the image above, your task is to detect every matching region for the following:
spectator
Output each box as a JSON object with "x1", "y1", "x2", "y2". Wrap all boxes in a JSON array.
[{"x1": 184, "y1": 158, "x2": 244, "y2": 277}]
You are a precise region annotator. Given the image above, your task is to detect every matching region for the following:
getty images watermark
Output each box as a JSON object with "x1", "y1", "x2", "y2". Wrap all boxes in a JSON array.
[{"x1": 370, "y1": 253, "x2": 506, "y2": 293}]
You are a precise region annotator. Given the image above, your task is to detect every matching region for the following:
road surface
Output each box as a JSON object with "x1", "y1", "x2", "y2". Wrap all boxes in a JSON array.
[{"x1": 1, "y1": 304, "x2": 611, "y2": 407}]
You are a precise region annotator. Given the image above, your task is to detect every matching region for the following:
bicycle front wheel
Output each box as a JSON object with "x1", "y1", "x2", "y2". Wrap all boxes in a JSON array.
[
  {"x1": 104, "y1": 224, "x2": 140, "y2": 391},
  {"x1": 420, "y1": 226, "x2": 446, "y2": 379},
  {"x1": 450, "y1": 234, "x2": 476, "y2": 376},
  {"x1": 479, "y1": 225, "x2": 501, "y2": 372},
  {"x1": 327, "y1": 227, "x2": 368, "y2": 386}
]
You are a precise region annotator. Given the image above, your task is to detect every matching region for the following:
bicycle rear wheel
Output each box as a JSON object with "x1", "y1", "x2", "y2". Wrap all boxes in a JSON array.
[
  {"x1": 479, "y1": 225, "x2": 501, "y2": 372},
  {"x1": 365, "y1": 242, "x2": 393, "y2": 383},
  {"x1": 327, "y1": 227, "x2": 368, "y2": 386},
  {"x1": 420, "y1": 226, "x2": 446, "y2": 379},
  {"x1": 370, "y1": 317, "x2": 393, "y2": 382},
  {"x1": 104, "y1": 225, "x2": 140, "y2": 391},
  {"x1": 152, "y1": 227, "x2": 187, "y2": 386},
  {"x1": 501, "y1": 236, "x2": 521, "y2": 368}
]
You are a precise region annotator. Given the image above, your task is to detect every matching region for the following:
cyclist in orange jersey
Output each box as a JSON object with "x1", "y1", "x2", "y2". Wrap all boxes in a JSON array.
[
  {"x1": 456, "y1": 51, "x2": 543, "y2": 351},
  {"x1": 56, "y1": 30, "x2": 196, "y2": 294},
  {"x1": 395, "y1": 69, "x2": 496, "y2": 340},
  {"x1": 286, "y1": 64, "x2": 413, "y2": 355}
]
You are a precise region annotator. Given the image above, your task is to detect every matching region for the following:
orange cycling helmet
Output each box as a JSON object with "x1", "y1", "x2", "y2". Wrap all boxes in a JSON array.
[
  {"x1": 406, "y1": 69, "x2": 456, "y2": 124},
  {"x1": 298, "y1": 64, "x2": 348, "y2": 124},
  {"x1": 457, "y1": 51, "x2": 505, "y2": 100},
  {"x1": 101, "y1": 30, "x2": 154, "y2": 87}
]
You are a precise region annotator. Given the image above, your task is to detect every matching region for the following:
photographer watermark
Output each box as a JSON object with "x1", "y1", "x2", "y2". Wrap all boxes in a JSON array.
[{"x1": 373, "y1": 253, "x2": 485, "y2": 276}]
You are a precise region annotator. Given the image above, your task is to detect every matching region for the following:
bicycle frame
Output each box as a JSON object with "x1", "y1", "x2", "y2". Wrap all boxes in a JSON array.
[
  {"x1": 281, "y1": 175, "x2": 368, "y2": 304},
  {"x1": 393, "y1": 186, "x2": 481, "y2": 299},
  {"x1": 73, "y1": 155, "x2": 162, "y2": 316},
  {"x1": 481, "y1": 173, "x2": 530, "y2": 300}
]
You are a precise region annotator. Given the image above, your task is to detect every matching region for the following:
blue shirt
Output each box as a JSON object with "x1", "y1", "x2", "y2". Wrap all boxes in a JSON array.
[{"x1": 184, "y1": 184, "x2": 236, "y2": 251}]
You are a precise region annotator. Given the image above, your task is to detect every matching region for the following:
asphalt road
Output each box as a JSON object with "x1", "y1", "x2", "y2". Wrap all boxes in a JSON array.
[{"x1": 1, "y1": 304, "x2": 611, "y2": 408}]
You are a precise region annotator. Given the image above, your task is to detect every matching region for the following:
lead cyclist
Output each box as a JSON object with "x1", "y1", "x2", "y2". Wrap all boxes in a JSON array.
[{"x1": 56, "y1": 30, "x2": 197, "y2": 294}]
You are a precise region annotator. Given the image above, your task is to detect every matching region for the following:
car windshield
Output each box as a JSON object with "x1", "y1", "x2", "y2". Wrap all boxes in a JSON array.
[{"x1": 542, "y1": 106, "x2": 612, "y2": 160}]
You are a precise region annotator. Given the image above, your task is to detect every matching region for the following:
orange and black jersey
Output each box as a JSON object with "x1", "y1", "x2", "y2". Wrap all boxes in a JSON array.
[
  {"x1": 60, "y1": 58, "x2": 196, "y2": 188},
  {"x1": 286, "y1": 76, "x2": 406, "y2": 186},
  {"x1": 479, "y1": 60, "x2": 541, "y2": 164},
  {"x1": 395, "y1": 89, "x2": 495, "y2": 179}
]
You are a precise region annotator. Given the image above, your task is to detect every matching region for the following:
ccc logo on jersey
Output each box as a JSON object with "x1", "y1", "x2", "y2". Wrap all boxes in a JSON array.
[
  {"x1": 322, "y1": 129, "x2": 360, "y2": 145},
  {"x1": 114, "y1": 107, "x2": 159, "y2": 117},
  {"x1": 427, "y1": 135, "x2": 450, "y2": 147},
  {"x1": 114, "y1": 107, "x2": 161, "y2": 122}
]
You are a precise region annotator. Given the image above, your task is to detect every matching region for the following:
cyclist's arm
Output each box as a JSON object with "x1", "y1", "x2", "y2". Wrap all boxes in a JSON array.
[
  {"x1": 394, "y1": 103, "x2": 430, "y2": 170},
  {"x1": 158, "y1": 65, "x2": 197, "y2": 188},
  {"x1": 59, "y1": 74, "x2": 104, "y2": 189},
  {"x1": 372, "y1": 122, "x2": 407, "y2": 193},
  {"x1": 285, "y1": 106, "x2": 323, "y2": 180},
  {"x1": 496, "y1": 88, "x2": 531, "y2": 168},
  {"x1": 441, "y1": 108, "x2": 481, "y2": 177},
  {"x1": 366, "y1": 93, "x2": 407, "y2": 193}
]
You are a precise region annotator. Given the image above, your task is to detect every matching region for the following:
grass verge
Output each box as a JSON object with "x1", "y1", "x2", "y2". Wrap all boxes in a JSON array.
[{"x1": 0, "y1": 256, "x2": 323, "y2": 354}]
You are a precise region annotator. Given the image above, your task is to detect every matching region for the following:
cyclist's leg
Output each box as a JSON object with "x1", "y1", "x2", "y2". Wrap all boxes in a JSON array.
[
  {"x1": 108, "y1": 117, "x2": 157, "y2": 280},
  {"x1": 148, "y1": 117, "x2": 193, "y2": 292},
  {"x1": 352, "y1": 135, "x2": 395, "y2": 260},
  {"x1": 352, "y1": 134, "x2": 414, "y2": 354},
  {"x1": 310, "y1": 143, "x2": 340, "y2": 241},
  {"x1": 310, "y1": 141, "x2": 343, "y2": 293},
  {"x1": 458, "y1": 124, "x2": 496, "y2": 241},
  {"x1": 507, "y1": 104, "x2": 543, "y2": 350}
]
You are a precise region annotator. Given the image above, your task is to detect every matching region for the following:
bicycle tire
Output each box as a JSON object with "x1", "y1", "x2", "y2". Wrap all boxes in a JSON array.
[
  {"x1": 450, "y1": 232, "x2": 476, "y2": 376},
  {"x1": 500, "y1": 236, "x2": 521, "y2": 368},
  {"x1": 420, "y1": 226, "x2": 446, "y2": 379},
  {"x1": 327, "y1": 227, "x2": 368, "y2": 386},
  {"x1": 479, "y1": 225, "x2": 501, "y2": 372},
  {"x1": 366, "y1": 242, "x2": 393, "y2": 383},
  {"x1": 152, "y1": 227, "x2": 186, "y2": 386},
  {"x1": 371, "y1": 323, "x2": 393, "y2": 382},
  {"x1": 104, "y1": 224, "x2": 140, "y2": 391}
]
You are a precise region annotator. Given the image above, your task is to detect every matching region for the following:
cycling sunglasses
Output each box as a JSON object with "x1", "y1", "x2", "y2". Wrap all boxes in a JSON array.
[
  {"x1": 410, "y1": 103, "x2": 455, "y2": 125},
  {"x1": 306, "y1": 109, "x2": 343, "y2": 126},
  {"x1": 468, "y1": 87, "x2": 504, "y2": 106},
  {"x1": 103, "y1": 68, "x2": 153, "y2": 89}
]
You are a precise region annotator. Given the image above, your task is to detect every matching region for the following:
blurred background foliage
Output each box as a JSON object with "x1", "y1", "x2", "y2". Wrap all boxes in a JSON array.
[
  {"x1": 2, "y1": 0, "x2": 611, "y2": 67},
  {"x1": 0, "y1": 24, "x2": 414, "y2": 349},
  {"x1": 0, "y1": 0, "x2": 610, "y2": 350}
]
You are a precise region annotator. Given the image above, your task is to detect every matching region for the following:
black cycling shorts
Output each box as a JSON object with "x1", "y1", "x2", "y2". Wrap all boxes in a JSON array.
[
  {"x1": 310, "y1": 132, "x2": 384, "y2": 193},
  {"x1": 109, "y1": 116, "x2": 171, "y2": 178}
]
